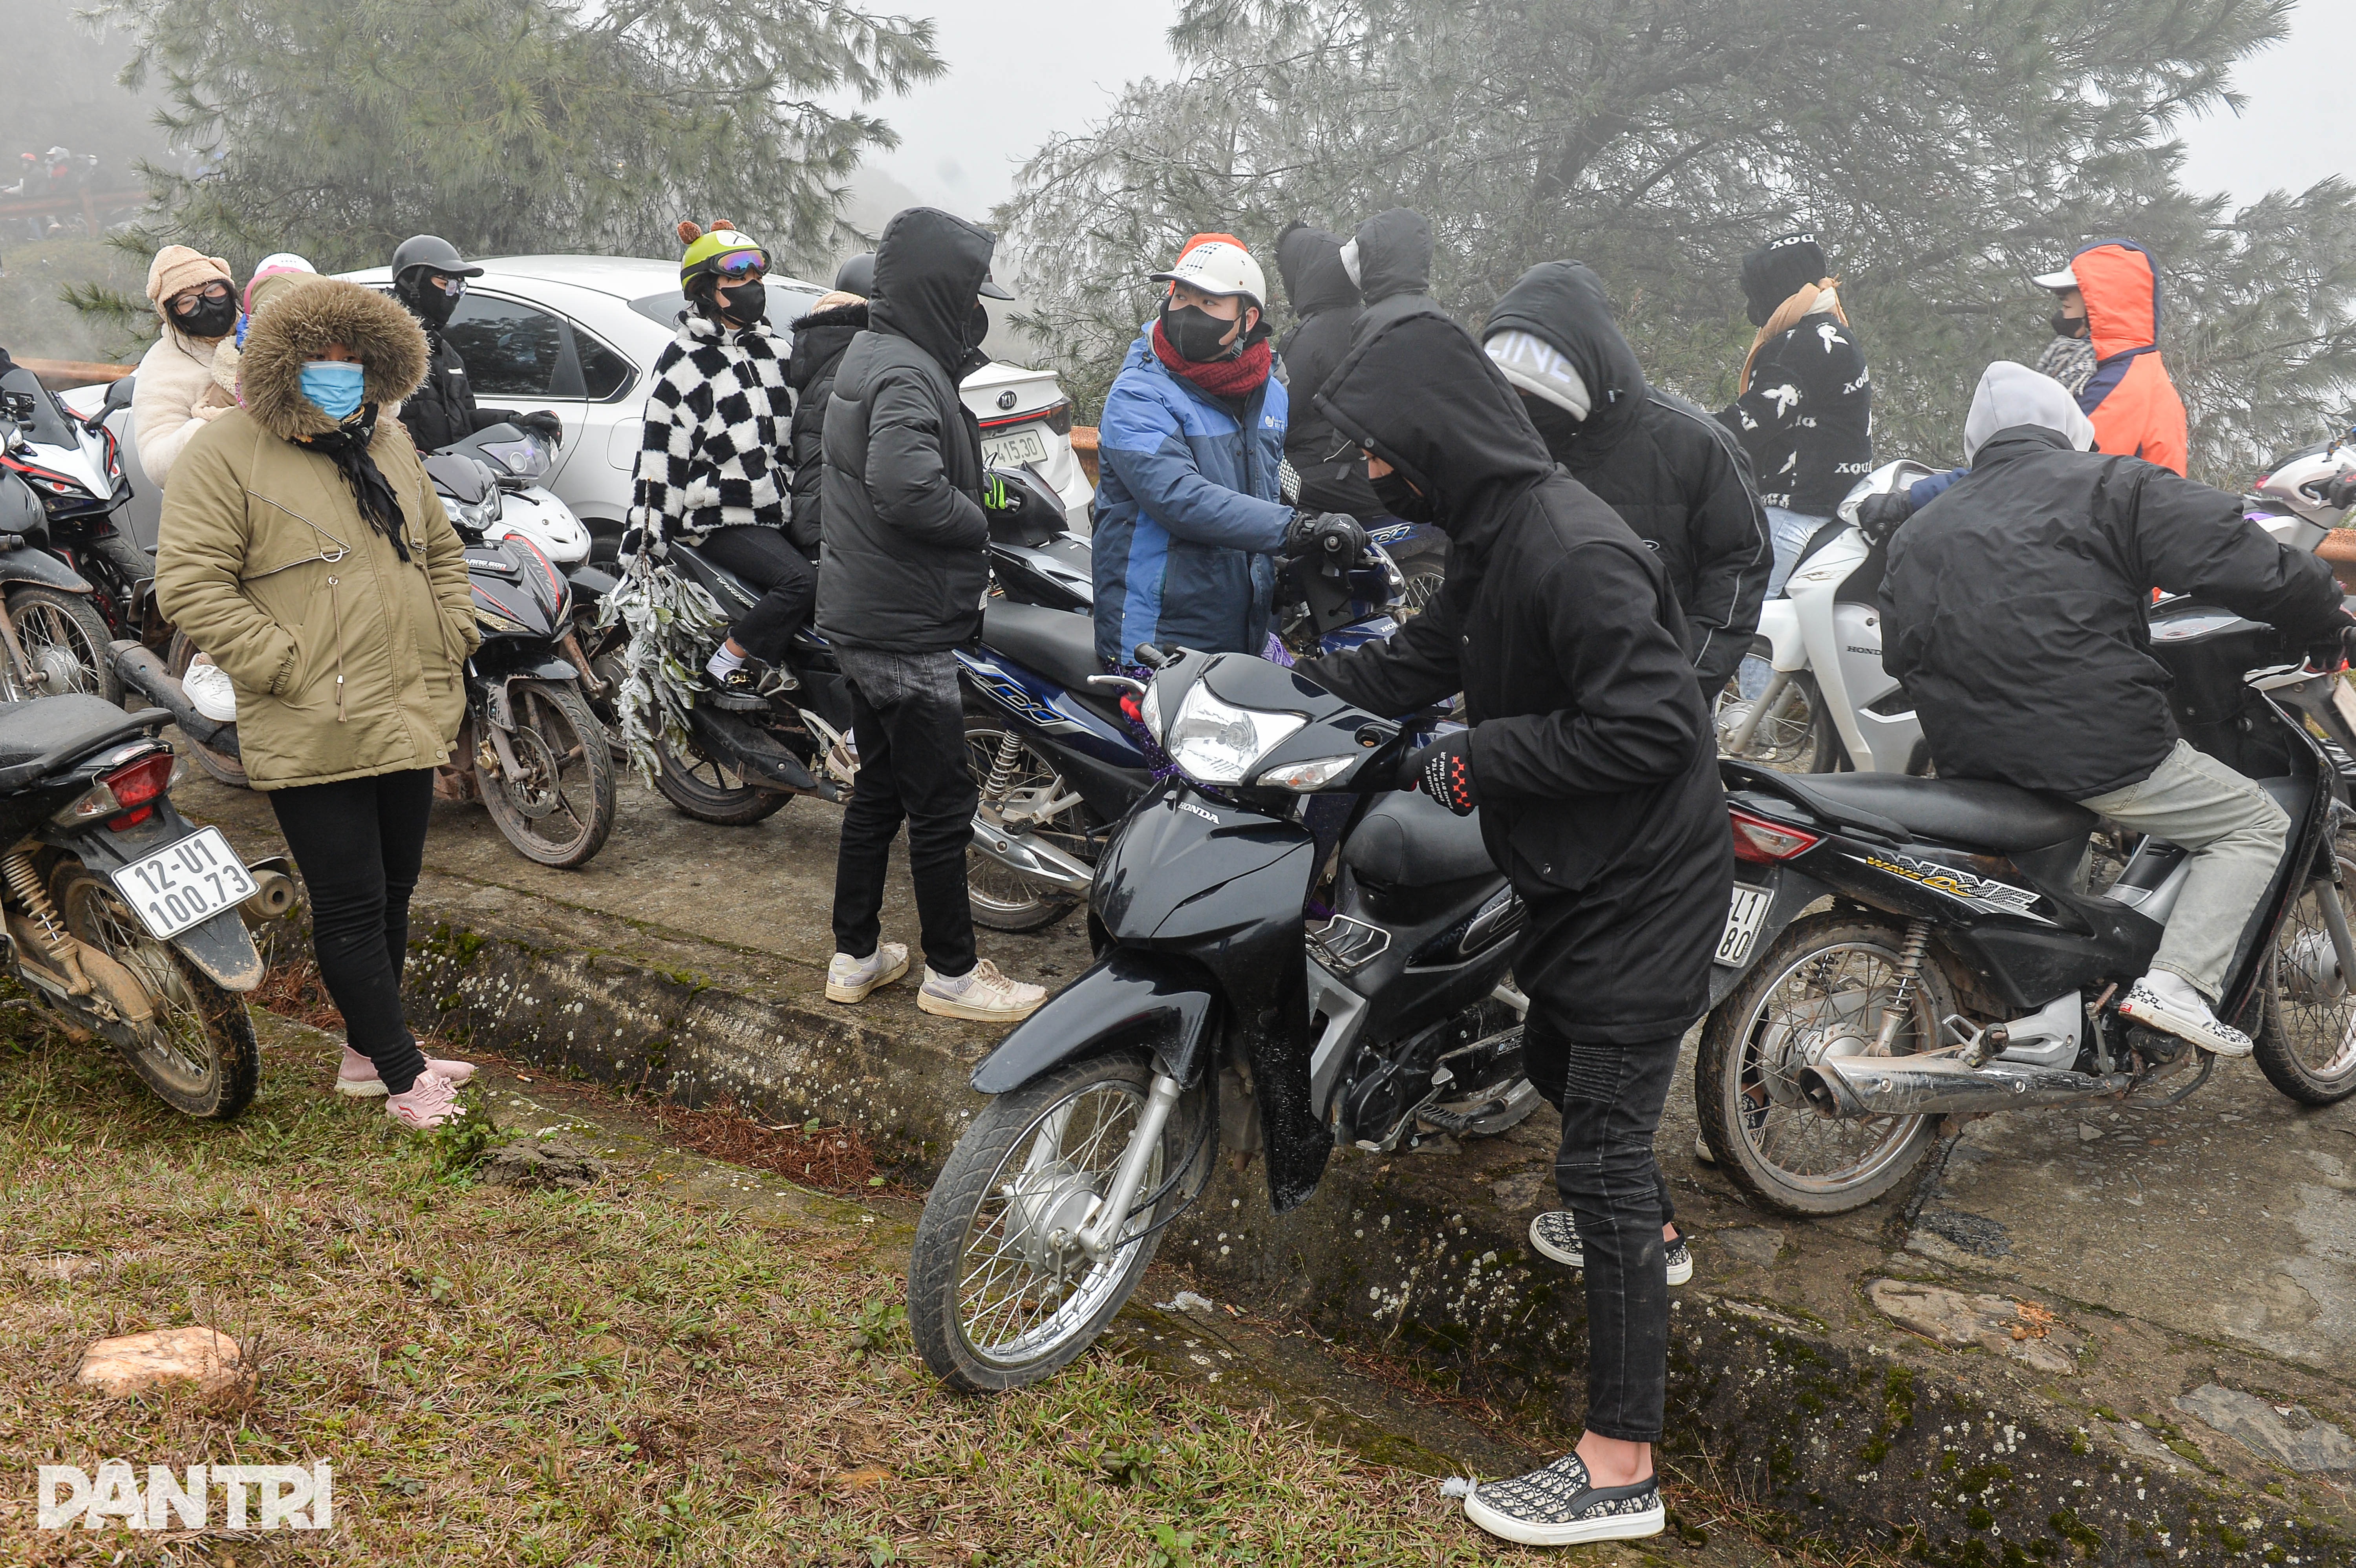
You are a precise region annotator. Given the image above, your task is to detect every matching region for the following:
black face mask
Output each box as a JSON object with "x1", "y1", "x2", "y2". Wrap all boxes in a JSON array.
[
  {"x1": 1160, "y1": 300, "x2": 1241, "y2": 363},
  {"x1": 2051, "y1": 309, "x2": 2089, "y2": 340},
  {"x1": 1370, "y1": 468, "x2": 1439, "y2": 524},
  {"x1": 406, "y1": 284, "x2": 459, "y2": 330},
  {"x1": 965, "y1": 301, "x2": 991, "y2": 353},
  {"x1": 172, "y1": 292, "x2": 238, "y2": 340},
  {"x1": 1522, "y1": 396, "x2": 1583, "y2": 453},
  {"x1": 715, "y1": 279, "x2": 766, "y2": 329}
]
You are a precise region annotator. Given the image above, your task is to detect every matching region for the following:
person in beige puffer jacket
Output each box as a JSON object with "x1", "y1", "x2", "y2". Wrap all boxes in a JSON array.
[
  {"x1": 155, "y1": 274, "x2": 481, "y2": 1131},
  {"x1": 129, "y1": 245, "x2": 243, "y2": 487}
]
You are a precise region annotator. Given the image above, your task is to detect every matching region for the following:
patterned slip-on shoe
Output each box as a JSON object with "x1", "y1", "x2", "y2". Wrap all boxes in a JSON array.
[{"x1": 1463, "y1": 1451, "x2": 1665, "y2": 1546}]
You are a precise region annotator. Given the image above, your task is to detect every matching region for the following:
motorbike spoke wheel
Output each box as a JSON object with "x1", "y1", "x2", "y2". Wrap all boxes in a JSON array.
[
  {"x1": 476, "y1": 681, "x2": 616, "y2": 868},
  {"x1": 54, "y1": 866, "x2": 257, "y2": 1120},
  {"x1": 651, "y1": 726, "x2": 791, "y2": 826},
  {"x1": 3, "y1": 587, "x2": 120, "y2": 705},
  {"x1": 1388, "y1": 541, "x2": 1448, "y2": 620},
  {"x1": 964, "y1": 706, "x2": 1088, "y2": 932},
  {"x1": 1716, "y1": 668, "x2": 1840, "y2": 772},
  {"x1": 167, "y1": 629, "x2": 250, "y2": 788},
  {"x1": 909, "y1": 1051, "x2": 1194, "y2": 1393},
  {"x1": 1696, "y1": 913, "x2": 1945, "y2": 1216},
  {"x1": 2250, "y1": 854, "x2": 2356, "y2": 1105}
]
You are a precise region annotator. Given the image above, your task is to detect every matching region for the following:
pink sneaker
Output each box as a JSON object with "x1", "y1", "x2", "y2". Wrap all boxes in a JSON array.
[
  {"x1": 336, "y1": 1044, "x2": 477, "y2": 1098},
  {"x1": 384, "y1": 1072, "x2": 466, "y2": 1131}
]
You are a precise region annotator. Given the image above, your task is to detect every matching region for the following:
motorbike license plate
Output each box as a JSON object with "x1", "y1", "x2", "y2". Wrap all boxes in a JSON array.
[
  {"x1": 1717, "y1": 884, "x2": 1772, "y2": 967},
  {"x1": 981, "y1": 427, "x2": 1050, "y2": 468},
  {"x1": 108, "y1": 827, "x2": 258, "y2": 940}
]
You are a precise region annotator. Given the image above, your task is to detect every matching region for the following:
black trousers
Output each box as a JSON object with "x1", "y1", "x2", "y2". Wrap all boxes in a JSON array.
[
  {"x1": 697, "y1": 524, "x2": 815, "y2": 665},
  {"x1": 269, "y1": 769, "x2": 435, "y2": 1095},
  {"x1": 829, "y1": 652, "x2": 978, "y2": 978},
  {"x1": 1524, "y1": 1012, "x2": 1679, "y2": 1445}
]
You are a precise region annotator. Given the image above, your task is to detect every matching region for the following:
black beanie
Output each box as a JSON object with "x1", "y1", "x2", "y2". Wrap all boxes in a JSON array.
[{"x1": 1740, "y1": 232, "x2": 1830, "y2": 325}]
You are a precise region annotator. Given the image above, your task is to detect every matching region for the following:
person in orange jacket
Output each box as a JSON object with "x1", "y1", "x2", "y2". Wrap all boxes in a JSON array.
[{"x1": 2032, "y1": 240, "x2": 2188, "y2": 474}]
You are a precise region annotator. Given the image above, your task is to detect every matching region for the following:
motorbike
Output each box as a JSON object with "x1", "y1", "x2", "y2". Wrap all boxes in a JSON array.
[
  {"x1": 0, "y1": 367, "x2": 142, "y2": 704},
  {"x1": 2243, "y1": 422, "x2": 2353, "y2": 539},
  {"x1": 426, "y1": 424, "x2": 593, "y2": 567},
  {"x1": 1692, "y1": 602, "x2": 2356, "y2": 1217},
  {"x1": 906, "y1": 644, "x2": 1538, "y2": 1391},
  {"x1": 0, "y1": 651, "x2": 294, "y2": 1119}
]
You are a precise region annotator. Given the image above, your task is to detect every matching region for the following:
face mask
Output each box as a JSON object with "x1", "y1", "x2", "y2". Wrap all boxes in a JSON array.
[
  {"x1": 172, "y1": 291, "x2": 238, "y2": 340},
  {"x1": 1370, "y1": 468, "x2": 1439, "y2": 524},
  {"x1": 408, "y1": 278, "x2": 462, "y2": 329},
  {"x1": 965, "y1": 301, "x2": 991, "y2": 353},
  {"x1": 1522, "y1": 396, "x2": 1583, "y2": 451},
  {"x1": 300, "y1": 360, "x2": 366, "y2": 422},
  {"x1": 715, "y1": 279, "x2": 766, "y2": 328},
  {"x1": 1160, "y1": 300, "x2": 1241, "y2": 363},
  {"x1": 2051, "y1": 309, "x2": 2089, "y2": 340}
]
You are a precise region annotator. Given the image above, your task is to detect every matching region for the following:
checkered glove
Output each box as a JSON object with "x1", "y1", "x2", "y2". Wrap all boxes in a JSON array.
[{"x1": 1398, "y1": 731, "x2": 1476, "y2": 815}]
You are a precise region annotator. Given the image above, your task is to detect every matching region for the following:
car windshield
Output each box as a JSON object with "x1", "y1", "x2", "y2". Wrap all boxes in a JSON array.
[{"x1": 629, "y1": 288, "x2": 825, "y2": 333}]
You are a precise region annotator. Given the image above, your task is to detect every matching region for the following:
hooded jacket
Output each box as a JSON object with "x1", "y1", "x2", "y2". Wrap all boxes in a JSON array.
[
  {"x1": 783, "y1": 295, "x2": 866, "y2": 553},
  {"x1": 1345, "y1": 208, "x2": 1436, "y2": 341},
  {"x1": 1484, "y1": 262, "x2": 1769, "y2": 693},
  {"x1": 2063, "y1": 240, "x2": 2189, "y2": 476},
  {"x1": 1881, "y1": 372, "x2": 2339, "y2": 799},
  {"x1": 1307, "y1": 311, "x2": 1732, "y2": 1044},
  {"x1": 153, "y1": 278, "x2": 479, "y2": 790},
  {"x1": 1274, "y1": 224, "x2": 1379, "y2": 518},
  {"x1": 816, "y1": 207, "x2": 995, "y2": 654},
  {"x1": 1715, "y1": 249, "x2": 1873, "y2": 514}
]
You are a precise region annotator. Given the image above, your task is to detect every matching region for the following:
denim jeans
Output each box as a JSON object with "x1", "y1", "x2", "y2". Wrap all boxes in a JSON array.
[
  {"x1": 2077, "y1": 740, "x2": 2289, "y2": 1000},
  {"x1": 830, "y1": 649, "x2": 979, "y2": 979},
  {"x1": 1524, "y1": 1013, "x2": 1680, "y2": 1444},
  {"x1": 1737, "y1": 506, "x2": 1833, "y2": 702}
]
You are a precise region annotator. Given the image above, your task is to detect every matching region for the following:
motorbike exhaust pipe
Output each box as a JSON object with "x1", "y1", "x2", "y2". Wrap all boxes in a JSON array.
[
  {"x1": 243, "y1": 868, "x2": 298, "y2": 920},
  {"x1": 112, "y1": 641, "x2": 240, "y2": 758},
  {"x1": 969, "y1": 812, "x2": 1094, "y2": 895},
  {"x1": 1799, "y1": 1052, "x2": 2131, "y2": 1119}
]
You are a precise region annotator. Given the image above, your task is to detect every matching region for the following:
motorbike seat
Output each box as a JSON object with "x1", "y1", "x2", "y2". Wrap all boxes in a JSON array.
[
  {"x1": 1775, "y1": 772, "x2": 2094, "y2": 853},
  {"x1": 979, "y1": 599, "x2": 1113, "y2": 702},
  {"x1": 1343, "y1": 789, "x2": 1495, "y2": 887},
  {"x1": 660, "y1": 542, "x2": 761, "y2": 620},
  {"x1": 0, "y1": 693, "x2": 162, "y2": 786}
]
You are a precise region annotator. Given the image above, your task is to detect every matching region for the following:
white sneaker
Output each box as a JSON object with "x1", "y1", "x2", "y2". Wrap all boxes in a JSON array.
[
  {"x1": 825, "y1": 942, "x2": 909, "y2": 1004},
  {"x1": 384, "y1": 1072, "x2": 465, "y2": 1131},
  {"x1": 181, "y1": 655, "x2": 237, "y2": 723},
  {"x1": 2116, "y1": 970, "x2": 2252, "y2": 1058},
  {"x1": 1527, "y1": 1212, "x2": 1693, "y2": 1284},
  {"x1": 917, "y1": 959, "x2": 1047, "y2": 1022}
]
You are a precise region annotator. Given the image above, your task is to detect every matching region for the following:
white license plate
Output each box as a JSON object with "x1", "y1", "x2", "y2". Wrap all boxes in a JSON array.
[
  {"x1": 1717, "y1": 884, "x2": 1772, "y2": 968},
  {"x1": 982, "y1": 427, "x2": 1051, "y2": 468},
  {"x1": 108, "y1": 827, "x2": 258, "y2": 940}
]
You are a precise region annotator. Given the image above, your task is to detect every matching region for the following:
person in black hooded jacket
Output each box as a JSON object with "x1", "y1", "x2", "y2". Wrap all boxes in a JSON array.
[
  {"x1": 782, "y1": 252, "x2": 872, "y2": 556},
  {"x1": 1484, "y1": 261, "x2": 1769, "y2": 700},
  {"x1": 387, "y1": 235, "x2": 562, "y2": 455},
  {"x1": 1341, "y1": 207, "x2": 1434, "y2": 342},
  {"x1": 1273, "y1": 223, "x2": 1380, "y2": 518},
  {"x1": 1306, "y1": 305, "x2": 1730, "y2": 1549}
]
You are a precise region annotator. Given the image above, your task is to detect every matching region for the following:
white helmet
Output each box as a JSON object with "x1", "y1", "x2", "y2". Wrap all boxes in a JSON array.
[{"x1": 1150, "y1": 240, "x2": 1266, "y2": 311}]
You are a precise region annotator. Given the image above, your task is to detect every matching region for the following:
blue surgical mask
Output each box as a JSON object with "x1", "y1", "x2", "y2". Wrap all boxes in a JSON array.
[{"x1": 300, "y1": 360, "x2": 366, "y2": 421}]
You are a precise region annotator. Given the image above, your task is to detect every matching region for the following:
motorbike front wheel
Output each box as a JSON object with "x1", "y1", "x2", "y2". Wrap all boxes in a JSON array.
[
  {"x1": 909, "y1": 1050, "x2": 1203, "y2": 1393},
  {"x1": 2249, "y1": 853, "x2": 2356, "y2": 1105},
  {"x1": 477, "y1": 679, "x2": 617, "y2": 868},
  {"x1": 1695, "y1": 912, "x2": 1951, "y2": 1216},
  {"x1": 1715, "y1": 665, "x2": 1843, "y2": 773},
  {"x1": 2, "y1": 586, "x2": 120, "y2": 705},
  {"x1": 54, "y1": 864, "x2": 258, "y2": 1120}
]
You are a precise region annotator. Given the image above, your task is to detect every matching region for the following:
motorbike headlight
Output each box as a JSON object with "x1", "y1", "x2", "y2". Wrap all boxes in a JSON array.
[
  {"x1": 1256, "y1": 754, "x2": 1359, "y2": 791},
  {"x1": 480, "y1": 434, "x2": 552, "y2": 483},
  {"x1": 1139, "y1": 679, "x2": 1164, "y2": 742},
  {"x1": 1164, "y1": 683, "x2": 1304, "y2": 784},
  {"x1": 462, "y1": 493, "x2": 503, "y2": 531}
]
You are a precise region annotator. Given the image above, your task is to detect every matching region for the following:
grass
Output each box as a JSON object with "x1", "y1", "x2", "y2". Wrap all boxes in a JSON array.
[{"x1": 0, "y1": 1003, "x2": 1637, "y2": 1567}]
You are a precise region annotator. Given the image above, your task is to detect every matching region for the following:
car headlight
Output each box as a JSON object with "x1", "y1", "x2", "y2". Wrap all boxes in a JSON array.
[{"x1": 1164, "y1": 683, "x2": 1304, "y2": 784}]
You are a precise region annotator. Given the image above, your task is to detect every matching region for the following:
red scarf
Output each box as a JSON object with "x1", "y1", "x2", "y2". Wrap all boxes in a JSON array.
[{"x1": 1151, "y1": 320, "x2": 1272, "y2": 398}]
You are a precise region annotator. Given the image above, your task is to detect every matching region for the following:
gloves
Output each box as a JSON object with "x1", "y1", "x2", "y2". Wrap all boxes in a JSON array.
[
  {"x1": 2320, "y1": 473, "x2": 2356, "y2": 512},
  {"x1": 619, "y1": 524, "x2": 663, "y2": 561},
  {"x1": 1396, "y1": 731, "x2": 1477, "y2": 816},
  {"x1": 1855, "y1": 490, "x2": 1914, "y2": 543},
  {"x1": 1283, "y1": 510, "x2": 1369, "y2": 566},
  {"x1": 981, "y1": 473, "x2": 1015, "y2": 513},
  {"x1": 516, "y1": 410, "x2": 563, "y2": 448}
]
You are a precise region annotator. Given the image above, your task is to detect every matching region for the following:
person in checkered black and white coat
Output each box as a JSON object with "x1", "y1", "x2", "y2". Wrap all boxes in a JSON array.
[{"x1": 624, "y1": 219, "x2": 816, "y2": 711}]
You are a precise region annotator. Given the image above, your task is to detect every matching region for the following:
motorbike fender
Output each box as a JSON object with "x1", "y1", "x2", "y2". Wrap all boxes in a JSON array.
[
  {"x1": 1754, "y1": 597, "x2": 1804, "y2": 673},
  {"x1": 470, "y1": 642, "x2": 578, "y2": 686},
  {"x1": 970, "y1": 948, "x2": 1220, "y2": 1095},
  {"x1": 565, "y1": 562, "x2": 622, "y2": 603},
  {"x1": 1708, "y1": 868, "x2": 1831, "y2": 1010},
  {"x1": 0, "y1": 549, "x2": 95, "y2": 593},
  {"x1": 48, "y1": 808, "x2": 267, "y2": 992}
]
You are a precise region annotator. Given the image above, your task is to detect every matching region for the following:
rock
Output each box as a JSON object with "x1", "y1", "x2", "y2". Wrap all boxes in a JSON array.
[
  {"x1": 1714, "y1": 1226, "x2": 1786, "y2": 1268},
  {"x1": 1911, "y1": 1207, "x2": 2012, "y2": 1258},
  {"x1": 1489, "y1": 1169, "x2": 1550, "y2": 1210},
  {"x1": 74, "y1": 1328, "x2": 244, "y2": 1397},
  {"x1": 483, "y1": 1134, "x2": 609, "y2": 1191},
  {"x1": 2107, "y1": 1420, "x2": 2187, "y2": 1470},
  {"x1": 2175, "y1": 1383, "x2": 2356, "y2": 1472},
  {"x1": 1865, "y1": 1279, "x2": 2079, "y2": 1375},
  {"x1": 2078, "y1": 1123, "x2": 2104, "y2": 1141}
]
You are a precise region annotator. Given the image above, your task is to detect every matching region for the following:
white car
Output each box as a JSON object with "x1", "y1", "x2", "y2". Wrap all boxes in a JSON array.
[{"x1": 333, "y1": 256, "x2": 1096, "y2": 550}]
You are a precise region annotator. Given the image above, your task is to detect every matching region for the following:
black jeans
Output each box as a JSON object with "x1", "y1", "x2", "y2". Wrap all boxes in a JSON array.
[
  {"x1": 697, "y1": 524, "x2": 816, "y2": 665},
  {"x1": 269, "y1": 769, "x2": 435, "y2": 1095},
  {"x1": 1524, "y1": 1013, "x2": 1680, "y2": 1445},
  {"x1": 829, "y1": 650, "x2": 978, "y2": 978}
]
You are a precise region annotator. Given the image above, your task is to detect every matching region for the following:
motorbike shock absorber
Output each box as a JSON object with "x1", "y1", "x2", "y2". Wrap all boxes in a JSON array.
[
  {"x1": 1871, "y1": 917, "x2": 1932, "y2": 1055},
  {"x1": 982, "y1": 731, "x2": 1026, "y2": 804},
  {"x1": 2, "y1": 847, "x2": 88, "y2": 993}
]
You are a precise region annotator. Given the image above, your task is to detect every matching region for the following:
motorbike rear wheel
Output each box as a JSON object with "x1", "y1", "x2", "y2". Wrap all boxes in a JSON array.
[
  {"x1": 964, "y1": 705, "x2": 1090, "y2": 932},
  {"x1": 2250, "y1": 853, "x2": 2356, "y2": 1105},
  {"x1": 651, "y1": 726, "x2": 792, "y2": 825},
  {"x1": 166, "y1": 630, "x2": 251, "y2": 788},
  {"x1": 2, "y1": 586, "x2": 119, "y2": 705},
  {"x1": 477, "y1": 680, "x2": 616, "y2": 868},
  {"x1": 1389, "y1": 538, "x2": 1448, "y2": 620},
  {"x1": 53, "y1": 864, "x2": 257, "y2": 1120},
  {"x1": 909, "y1": 1050, "x2": 1203, "y2": 1393},
  {"x1": 1695, "y1": 912, "x2": 1950, "y2": 1216}
]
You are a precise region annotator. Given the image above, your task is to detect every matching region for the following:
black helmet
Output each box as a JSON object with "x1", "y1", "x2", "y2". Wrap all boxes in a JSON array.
[
  {"x1": 390, "y1": 234, "x2": 484, "y2": 291},
  {"x1": 834, "y1": 252, "x2": 876, "y2": 298}
]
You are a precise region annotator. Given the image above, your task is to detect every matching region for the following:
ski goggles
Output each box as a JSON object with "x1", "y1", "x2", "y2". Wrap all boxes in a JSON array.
[
  {"x1": 710, "y1": 250, "x2": 767, "y2": 281},
  {"x1": 427, "y1": 274, "x2": 467, "y2": 299}
]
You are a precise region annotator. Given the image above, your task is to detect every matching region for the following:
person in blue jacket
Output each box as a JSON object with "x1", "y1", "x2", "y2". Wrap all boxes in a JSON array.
[{"x1": 1092, "y1": 235, "x2": 1363, "y2": 669}]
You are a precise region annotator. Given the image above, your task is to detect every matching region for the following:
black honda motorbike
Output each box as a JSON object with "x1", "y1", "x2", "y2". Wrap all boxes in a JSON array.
[
  {"x1": 1694, "y1": 603, "x2": 2356, "y2": 1217},
  {"x1": 0, "y1": 368, "x2": 142, "y2": 704},
  {"x1": 906, "y1": 646, "x2": 1538, "y2": 1392}
]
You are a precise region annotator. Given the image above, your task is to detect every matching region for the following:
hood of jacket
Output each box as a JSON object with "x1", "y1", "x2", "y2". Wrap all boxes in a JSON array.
[
  {"x1": 1314, "y1": 311, "x2": 1555, "y2": 551},
  {"x1": 1344, "y1": 208, "x2": 1431, "y2": 305},
  {"x1": 238, "y1": 277, "x2": 428, "y2": 441},
  {"x1": 1962, "y1": 360, "x2": 2095, "y2": 463},
  {"x1": 2069, "y1": 240, "x2": 2162, "y2": 362},
  {"x1": 1277, "y1": 222, "x2": 1359, "y2": 316},
  {"x1": 1483, "y1": 261, "x2": 1648, "y2": 443},
  {"x1": 869, "y1": 207, "x2": 997, "y2": 379}
]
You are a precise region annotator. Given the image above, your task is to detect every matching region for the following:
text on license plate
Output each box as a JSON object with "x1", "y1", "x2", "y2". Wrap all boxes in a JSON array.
[
  {"x1": 981, "y1": 427, "x2": 1051, "y2": 468},
  {"x1": 108, "y1": 827, "x2": 258, "y2": 940},
  {"x1": 1717, "y1": 884, "x2": 1772, "y2": 968}
]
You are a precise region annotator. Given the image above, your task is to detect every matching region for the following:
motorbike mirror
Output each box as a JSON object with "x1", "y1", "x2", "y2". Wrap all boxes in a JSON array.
[
  {"x1": 422, "y1": 451, "x2": 496, "y2": 505},
  {"x1": 100, "y1": 375, "x2": 134, "y2": 416}
]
